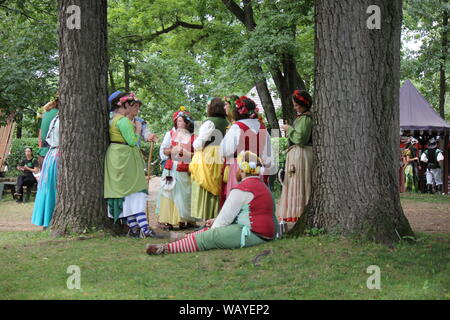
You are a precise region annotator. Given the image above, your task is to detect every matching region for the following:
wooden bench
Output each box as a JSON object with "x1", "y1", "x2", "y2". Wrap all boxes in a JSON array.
[
  {"x1": 0, "y1": 178, "x2": 16, "y2": 201},
  {"x1": 0, "y1": 177, "x2": 37, "y2": 202}
]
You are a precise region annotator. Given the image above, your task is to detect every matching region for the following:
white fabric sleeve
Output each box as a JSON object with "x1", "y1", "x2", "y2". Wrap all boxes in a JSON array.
[
  {"x1": 142, "y1": 123, "x2": 151, "y2": 141},
  {"x1": 261, "y1": 132, "x2": 276, "y2": 175},
  {"x1": 193, "y1": 120, "x2": 215, "y2": 151},
  {"x1": 211, "y1": 189, "x2": 254, "y2": 229},
  {"x1": 220, "y1": 124, "x2": 240, "y2": 158},
  {"x1": 420, "y1": 152, "x2": 428, "y2": 163},
  {"x1": 159, "y1": 131, "x2": 171, "y2": 161},
  {"x1": 437, "y1": 151, "x2": 444, "y2": 162}
]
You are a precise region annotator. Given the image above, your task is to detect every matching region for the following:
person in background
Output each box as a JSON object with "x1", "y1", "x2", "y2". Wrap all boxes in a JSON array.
[
  {"x1": 105, "y1": 91, "x2": 161, "y2": 238},
  {"x1": 190, "y1": 98, "x2": 229, "y2": 222},
  {"x1": 220, "y1": 96, "x2": 273, "y2": 206},
  {"x1": 278, "y1": 89, "x2": 313, "y2": 223},
  {"x1": 37, "y1": 98, "x2": 59, "y2": 168},
  {"x1": 14, "y1": 147, "x2": 39, "y2": 203},
  {"x1": 402, "y1": 137, "x2": 420, "y2": 192},
  {"x1": 146, "y1": 151, "x2": 277, "y2": 255},
  {"x1": 31, "y1": 113, "x2": 59, "y2": 229},
  {"x1": 421, "y1": 138, "x2": 444, "y2": 194},
  {"x1": 156, "y1": 106, "x2": 197, "y2": 230}
]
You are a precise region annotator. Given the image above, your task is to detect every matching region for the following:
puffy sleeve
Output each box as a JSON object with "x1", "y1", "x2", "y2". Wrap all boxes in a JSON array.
[
  {"x1": 211, "y1": 189, "x2": 253, "y2": 228},
  {"x1": 116, "y1": 117, "x2": 139, "y2": 146},
  {"x1": 193, "y1": 120, "x2": 215, "y2": 151},
  {"x1": 420, "y1": 152, "x2": 428, "y2": 163},
  {"x1": 437, "y1": 150, "x2": 444, "y2": 162},
  {"x1": 220, "y1": 123, "x2": 240, "y2": 158},
  {"x1": 159, "y1": 131, "x2": 172, "y2": 161},
  {"x1": 287, "y1": 116, "x2": 312, "y2": 147}
]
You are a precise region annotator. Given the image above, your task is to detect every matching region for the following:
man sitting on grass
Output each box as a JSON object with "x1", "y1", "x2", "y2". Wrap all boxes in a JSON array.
[{"x1": 146, "y1": 151, "x2": 277, "y2": 255}]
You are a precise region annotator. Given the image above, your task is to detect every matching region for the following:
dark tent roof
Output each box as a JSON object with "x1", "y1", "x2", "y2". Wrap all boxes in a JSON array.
[{"x1": 400, "y1": 80, "x2": 450, "y2": 134}]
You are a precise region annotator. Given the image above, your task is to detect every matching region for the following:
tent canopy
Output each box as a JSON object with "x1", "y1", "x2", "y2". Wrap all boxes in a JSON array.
[{"x1": 400, "y1": 80, "x2": 450, "y2": 135}]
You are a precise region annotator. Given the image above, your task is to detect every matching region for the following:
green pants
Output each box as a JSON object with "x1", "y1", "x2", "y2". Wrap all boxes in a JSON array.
[{"x1": 194, "y1": 224, "x2": 268, "y2": 251}]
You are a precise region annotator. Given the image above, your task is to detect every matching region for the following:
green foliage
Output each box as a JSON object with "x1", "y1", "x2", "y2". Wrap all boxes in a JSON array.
[
  {"x1": 305, "y1": 227, "x2": 326, "y2": 237},
  {"x1": 0, "y1": 1, "x2": 58, "y2": 128},
  {"x1": 5, "y1": 138, "x2": 39, "y2": 177},
  {"x1": 401, "y1": 0, "x2": 449, "y2": 120}
]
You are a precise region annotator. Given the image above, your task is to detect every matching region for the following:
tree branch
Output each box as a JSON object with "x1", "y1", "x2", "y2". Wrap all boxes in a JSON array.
[
  {"x1": 221, "y1": 0, "x2": 246, "y2": 25},
  {"x1": 124, "y1": 19, "x2": 204, "y2": 44}
]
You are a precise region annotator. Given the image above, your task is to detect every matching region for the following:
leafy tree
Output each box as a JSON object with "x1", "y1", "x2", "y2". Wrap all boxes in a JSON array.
[{"x1": 402, "y1": 0, "x2": 449, "y2": 120}]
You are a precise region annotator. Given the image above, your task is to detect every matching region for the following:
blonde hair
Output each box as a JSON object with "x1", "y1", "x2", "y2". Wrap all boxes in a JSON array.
[
  {"x1": 237, "y1": 151, "x2": 263, "y2": 175},
  {"x1": 43, "y1": 99, "x2": 59, "y2": 112}
]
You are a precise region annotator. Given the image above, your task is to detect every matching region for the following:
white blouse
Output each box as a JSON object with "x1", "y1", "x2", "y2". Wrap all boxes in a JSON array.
[{"x1": 219, "y1": 119, "x2": 275, "y2": 175}]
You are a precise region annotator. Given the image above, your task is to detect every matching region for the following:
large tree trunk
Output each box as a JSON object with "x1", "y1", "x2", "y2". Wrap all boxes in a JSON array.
[
  {"x1": 439, "y1": 1, "x2": 448, "y2": 120},
  {"x1": 52, "y1": 0, "x2": 113, "y2": 235},
  {"x1": 290, "y1": 0, "x2": 414, "y2": 245},
  {"x1": 271, "y1": 54, "x2": 307, "y2": 125}
]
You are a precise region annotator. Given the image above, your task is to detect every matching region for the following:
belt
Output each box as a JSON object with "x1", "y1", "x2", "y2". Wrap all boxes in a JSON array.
[{"x1": 110, "y1": 141, "x2": 128, "y2": 145}]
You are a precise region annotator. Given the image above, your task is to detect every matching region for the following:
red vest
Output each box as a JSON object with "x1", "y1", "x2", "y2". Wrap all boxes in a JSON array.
[
  {"x1": 233, "y1": 177, "x2": 275, "y2": 239},
  {"x1": 164, "y1": 130, "x2": 195, "y2": 172}
]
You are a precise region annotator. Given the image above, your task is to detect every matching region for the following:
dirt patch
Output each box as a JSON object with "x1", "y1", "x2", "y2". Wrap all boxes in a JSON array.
[
  {"x1": 401, "y1": 201, "x2": 450, "y2": 234},
  {"x1": 0, "y1": 177, "x2": 448, "y2": 234}
]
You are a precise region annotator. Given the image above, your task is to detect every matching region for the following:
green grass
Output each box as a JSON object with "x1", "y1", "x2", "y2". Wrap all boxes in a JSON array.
[
  {"x1": 400, "y1": 192, "x2": 450, "y2": 203},
  {"x1": 0, "y1": 229, "x2": 448, "y2": 299}
]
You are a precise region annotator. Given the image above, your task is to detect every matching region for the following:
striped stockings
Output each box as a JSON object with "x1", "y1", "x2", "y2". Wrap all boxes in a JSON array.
[
  {"x1": 167, "y1": 227, "x2": 209, "y2": 253},
  {"x1": 127, "y1": 212, "x2": 150, "y2": 235}
]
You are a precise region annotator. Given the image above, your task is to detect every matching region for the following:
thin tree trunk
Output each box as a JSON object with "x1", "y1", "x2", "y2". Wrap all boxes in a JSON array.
[
  {"x1": 222, "y1": 0, "x2": 279, "y2": 129},
  {"x1": 123, "y1": 59, "x2": 130, "y2": 92},
  {"x1": 109, "y1": 70, "x2": 116, "y2": 93},
  {"x1": 439, "y1": 1, "x2": 448, "y2": 119},
  {"x1": 290, "y1": 0, "x2": 414, "y2": 245},
  {"x1": 253, "y1": 66, "x2": 279, "y2": 130},
  {"x1": 15, "y1": 112, "x2": 22, "y2": 139},
  {"x1": 52, "y1": 0, "x2": 113, "y2": 235}
]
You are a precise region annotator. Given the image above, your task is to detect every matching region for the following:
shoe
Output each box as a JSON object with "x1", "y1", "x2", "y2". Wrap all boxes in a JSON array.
[
  {"x1": 127, "y1": 229, "x2": 140, "y2": 238},
  {"x1": 169, "y1": 231, "x2": 186, "y2": 243},
  {"x1": 141, "y1": 229, "x2": 164, "y2": 239},
  {"x1": 158, "y1": 223, "x2": 173, "y2": 231},
  {"x1": 13, "y1": 193, "x2": 22, "y2": 200},
  {"x1": 146, "y1": 243, "x2": 167, "y2": 255}
]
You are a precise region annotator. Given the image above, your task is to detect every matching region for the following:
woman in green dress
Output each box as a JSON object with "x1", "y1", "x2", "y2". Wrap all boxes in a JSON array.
[
  {"x1": 279, "y1": 89, "x2": 313, "y2": 222},
  {"x1": 105, "y1": 91, "x2": 160, "y2": 238}
]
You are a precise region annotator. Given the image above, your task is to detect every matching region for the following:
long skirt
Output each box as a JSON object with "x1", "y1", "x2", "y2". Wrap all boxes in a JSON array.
[
  {"x1": 189, "y1": 145, "x2": 223, "y2": 220},
  {"x1": 191, "y1": 181, "x2": 219, "y2": 220},
  {"x1": 31, "y1": 147, "x2": 59, "y2": 227},
  {"x1": 156, "y1": 161, "x2": 194, "y2": 225},
  {"x1": 278, "y1": 145, "x2": 312, "y2": 222},
  {"x1": 404, "y1": 164, "x2": 417, "y2": 192}
]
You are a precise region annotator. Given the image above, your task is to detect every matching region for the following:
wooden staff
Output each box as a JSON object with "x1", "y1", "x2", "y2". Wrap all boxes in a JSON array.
[{"x1": 146, "y1": 141, "x2": 155, "y2": 222}]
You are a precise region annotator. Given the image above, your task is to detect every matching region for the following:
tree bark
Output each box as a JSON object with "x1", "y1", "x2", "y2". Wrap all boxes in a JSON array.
[
  {"x1": 52, "y1": 0, "x2": 113, "y2": 235},
  {"x1": 290, "y1": 0, "x2": 414, "y2": 245},
  {"x1": 439, "y1": 1, "x2": 448, "y2": 120}
]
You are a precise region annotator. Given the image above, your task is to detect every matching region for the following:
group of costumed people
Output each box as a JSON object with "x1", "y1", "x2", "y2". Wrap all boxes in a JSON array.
[
  {"x1": 146, "y1": 89, "x2": 313, "y2": 255},
  {"x1": 29, "y1": 88, "x2": 315, "y2": 256},
  {"x1": 401, "y1": 137, "x2": 445, "y2": 194}
]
